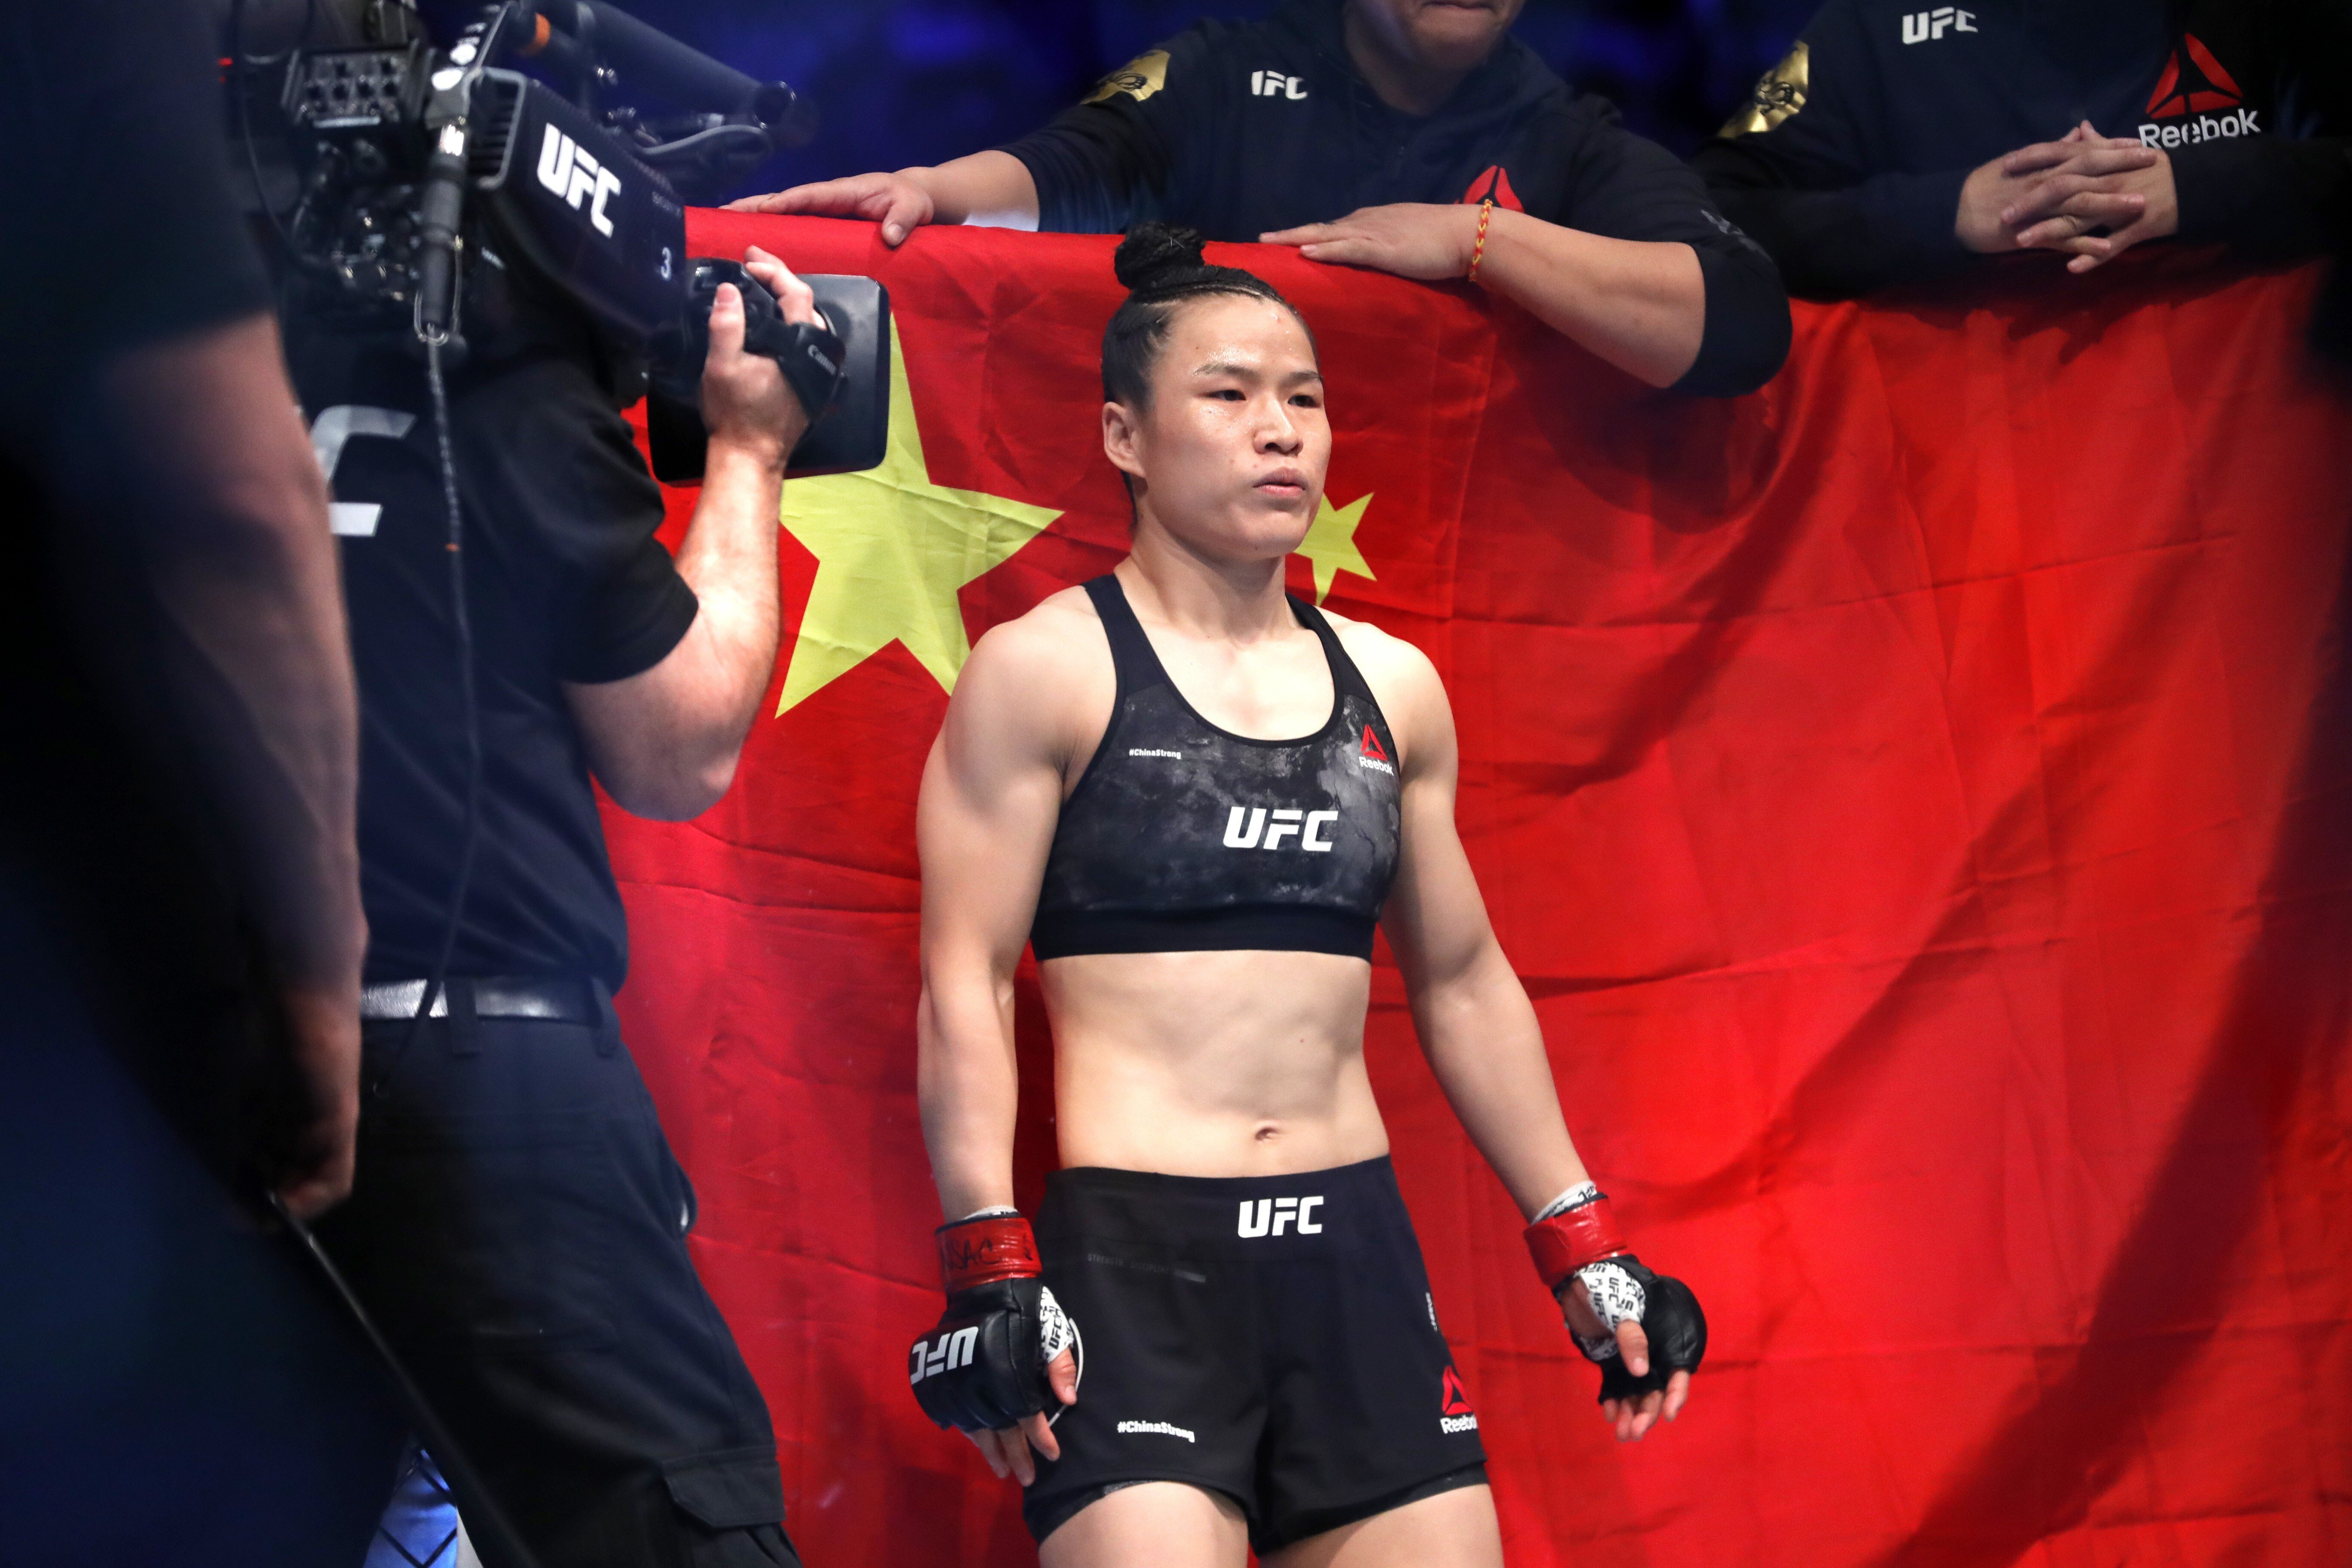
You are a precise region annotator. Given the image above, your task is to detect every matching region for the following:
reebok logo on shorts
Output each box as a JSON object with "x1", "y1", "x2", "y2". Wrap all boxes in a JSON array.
[
  {"x1": 1440, "y1": 1367, "x2": 1479, "y2": 1434},
  {"x1": 1117, "y1": 1419, "x2": 1196, "y2": 1442},
  {"x1": 1237, "y1": 1194, "x2": 1324, "y2": 1236}
]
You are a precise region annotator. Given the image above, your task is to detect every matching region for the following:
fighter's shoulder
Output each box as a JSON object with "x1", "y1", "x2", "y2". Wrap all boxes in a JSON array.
[
  {"x1": 1321, "y1": 610, "x2": 1444, "y2": 708},
  {"x1": 957, "y1": 586, "x2": 1113, "y2": 717}
]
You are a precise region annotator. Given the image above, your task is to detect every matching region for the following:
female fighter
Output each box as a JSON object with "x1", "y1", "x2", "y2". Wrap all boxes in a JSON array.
[{"x1": 906, "y1": 225, "x2": 1705, "y2": 1566}]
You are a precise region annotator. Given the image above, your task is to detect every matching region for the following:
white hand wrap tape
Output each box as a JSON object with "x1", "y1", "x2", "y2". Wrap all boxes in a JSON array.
[
  {"x1": 1038, "y1": 1285, "x2": 1077, "y2": 1363},
  {"x1": 1570, "y1": 1259, "x2": 1646, "y2": 1360}
]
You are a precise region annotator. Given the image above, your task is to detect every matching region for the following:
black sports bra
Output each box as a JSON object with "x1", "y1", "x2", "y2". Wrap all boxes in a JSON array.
[{"x1": 1029, "y1": 575, "x2": 1403, "y2": 961}]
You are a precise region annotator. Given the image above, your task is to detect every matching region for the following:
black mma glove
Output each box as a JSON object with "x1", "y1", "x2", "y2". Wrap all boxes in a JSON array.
[
  {"x1": 908, "y1": 1211, "x2": 1079, "y2": 1433},
  {"x1": 1525, "y1": 1183, "x2": 1708, "y2": 1405},
  {"x1": 655, "y1": 257, "x2": 847, "y2": 425}
]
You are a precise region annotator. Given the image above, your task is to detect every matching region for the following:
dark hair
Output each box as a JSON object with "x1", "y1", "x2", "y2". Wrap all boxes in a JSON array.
[{"x1": 1101, "y1": 223, "x2": 1313, "y2": 410}]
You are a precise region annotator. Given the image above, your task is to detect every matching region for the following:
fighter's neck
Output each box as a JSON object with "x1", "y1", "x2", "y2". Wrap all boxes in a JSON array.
[{"x1": 1116, "y1": 541, "x2": 1302, "y2": 646}]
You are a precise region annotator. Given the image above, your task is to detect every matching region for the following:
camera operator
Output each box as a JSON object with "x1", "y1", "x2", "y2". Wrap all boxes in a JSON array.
[{"x1": 291, "y1": 232, "x2": 820, "y2": 1566}]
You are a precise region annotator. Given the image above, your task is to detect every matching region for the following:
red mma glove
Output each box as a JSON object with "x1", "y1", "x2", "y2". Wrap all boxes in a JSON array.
[
  {"x1": 907, "y1": 1211, "x2": 1078, "y2": 1432},
  {"x1": 1524, "y1": 1183, "x2": 1706, "y2": 1405}
]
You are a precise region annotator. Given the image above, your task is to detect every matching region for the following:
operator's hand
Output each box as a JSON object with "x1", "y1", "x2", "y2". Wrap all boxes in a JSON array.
[
  {"x1": 726, "y1": 171, "x2": 937, "y2": 248},
  {"x1": 1263, "y1": 202, "x2": 1484, "y2": 281},
  {"x1": 968, "y1": 1347, "x2": 1079, "y2": 1487},
  {"x1": 1564, "y1": 1273, "x2": 1692, "y2": 1443},
  {"x1": 2000, "y1": 122, "x2": 2177, "y2": 272},
  {"x1": 264, "y1": 979, "x2": 362, "y2": 1220},
  {"x1": 702, "y1": 244, "x2": 818, "y2": 464}
]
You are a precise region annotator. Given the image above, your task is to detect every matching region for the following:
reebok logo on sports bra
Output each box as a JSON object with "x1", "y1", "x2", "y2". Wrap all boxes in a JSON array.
[{"x1": 1029, "y1": 576, "x2": 1403, "y2": 963}]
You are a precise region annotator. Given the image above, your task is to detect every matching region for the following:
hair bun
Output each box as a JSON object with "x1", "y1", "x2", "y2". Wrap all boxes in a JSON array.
[{"x1": 1114, "y1": 223, "x2": 1213, "y2": 294}]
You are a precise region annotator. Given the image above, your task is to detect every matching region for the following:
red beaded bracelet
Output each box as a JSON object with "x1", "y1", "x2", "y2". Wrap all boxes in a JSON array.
[{"x1": 1467, "y1": 197, "x2": 1495, "y2": 283}]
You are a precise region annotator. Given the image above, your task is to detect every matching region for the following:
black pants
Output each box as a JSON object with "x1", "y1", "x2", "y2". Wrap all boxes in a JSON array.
[{"x1": 318, "y1": 1001, "x2": 798, "y2": 1568}]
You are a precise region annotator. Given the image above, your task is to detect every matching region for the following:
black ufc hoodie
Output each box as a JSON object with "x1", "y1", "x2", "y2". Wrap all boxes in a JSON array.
[
  {"x1": 1694, "y1": 0, "x2": 2352, "y2": 298},
  {"x1": 999, "y1": 0, "x2": 1791, "y2": 396}
]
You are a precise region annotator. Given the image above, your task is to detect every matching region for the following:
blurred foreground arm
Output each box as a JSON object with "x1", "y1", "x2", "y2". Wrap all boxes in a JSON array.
[{"x1": 102, "y1": 312, "x2": 364, "y2": 1219}]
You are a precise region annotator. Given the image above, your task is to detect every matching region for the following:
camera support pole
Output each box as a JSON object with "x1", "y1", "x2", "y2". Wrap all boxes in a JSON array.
[{"x1": 271, "y1": 1196, "x2": 544, "y2": 1568}]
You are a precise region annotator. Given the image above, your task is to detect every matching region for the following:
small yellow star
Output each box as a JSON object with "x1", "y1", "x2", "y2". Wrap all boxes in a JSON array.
[
  {"x1": 1295, "y1": 492, "x2": 1375, "y2": 604},
  {"x1": 775, "y1": 324, "x2": 1062, "y2": 714}
]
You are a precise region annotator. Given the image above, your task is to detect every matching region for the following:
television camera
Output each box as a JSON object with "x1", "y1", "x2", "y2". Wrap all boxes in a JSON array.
[{"x1": 246, "y1": 0, "x2": 888, "y2": 476}]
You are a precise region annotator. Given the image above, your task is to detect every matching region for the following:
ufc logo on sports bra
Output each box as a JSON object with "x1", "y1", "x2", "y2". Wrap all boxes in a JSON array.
[
  {"x1": 909, "y1": 1326, "x2": 978, "y2": 1384},
  {"x1": 1238, "y1": 1196, "x2": 1324, "y2": 1237},
  {"x1": 1222, "y1": 806, "x2": 1338, "y2": 851}
]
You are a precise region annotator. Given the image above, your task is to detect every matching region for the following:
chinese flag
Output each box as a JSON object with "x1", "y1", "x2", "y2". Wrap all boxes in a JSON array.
[{"x1": 609, "y1": 217, "x2": 2352, "y2": 1567}]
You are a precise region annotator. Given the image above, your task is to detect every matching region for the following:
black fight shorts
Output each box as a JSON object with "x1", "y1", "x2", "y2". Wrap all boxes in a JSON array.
[
  {"x1": 1023, "y1": 1158, "x2": 1488, "y2": 1555},
  {"x1": 318, "y1": 1000, "x2": 798, "y2": 1568}
]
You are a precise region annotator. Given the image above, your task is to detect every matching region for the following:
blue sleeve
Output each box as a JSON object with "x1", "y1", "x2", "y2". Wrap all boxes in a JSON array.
[
  {"x1": 1692, "y1": 0, "x2": 1975, "y2": 299},
  {"x1": 995, "y1": 25, "x2": 1222, "y2": 234},
  {"x1": 2171, "y1": 0, "x2": 2352, "y2": 256},
  {"x1": 1543, "y1": 97, "x2": 1793, "y2": 396}
]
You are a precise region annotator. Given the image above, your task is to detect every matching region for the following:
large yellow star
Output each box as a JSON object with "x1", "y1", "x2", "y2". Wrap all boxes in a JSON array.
[
  {"x1": 775, "y1": 325, "x2": 1062, "y2": 714},
  {"x1": 1295, "y1": 492, "x2": 1375, "y2": 604}
]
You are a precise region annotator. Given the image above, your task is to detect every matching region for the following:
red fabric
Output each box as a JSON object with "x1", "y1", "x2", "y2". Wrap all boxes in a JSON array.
[
  {"x1": 937, "y1": 1215, "x2": 1041, "y2": 1292},
  {"x1": 608, "y1": 214, "x2": 2352, "y2": 1566},
  {"x1": 1526, "y1": 1199, "x2": 1631, "y2": 1287}
]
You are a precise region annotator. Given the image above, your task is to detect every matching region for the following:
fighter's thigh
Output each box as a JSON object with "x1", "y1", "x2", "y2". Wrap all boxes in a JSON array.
[
  {"x1": 1038, "y1": 1481, "x2": 1251, "y2": 1568},
  {"x1": 1262, "y1": 1482, "x2": 1503, "y2": 1568}
]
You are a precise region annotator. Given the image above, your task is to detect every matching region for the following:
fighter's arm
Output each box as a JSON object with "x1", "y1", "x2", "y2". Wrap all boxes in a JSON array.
[
  {"x1": 915, "y1": 605, "x2": 1090, "y2": 1481},
  {"x1": 914, "y1": 618, "x2": 1072, "y2": 1219},
  {"x1": 1356, "y1": 625, "x2": 1689, "y2": 1437},
  {"x1": 565, "y1": 248, "x2": 814, "y2": 821},
  {"x1": 1363, "y1": 631, "x2": 1586, "y2": 1219}
]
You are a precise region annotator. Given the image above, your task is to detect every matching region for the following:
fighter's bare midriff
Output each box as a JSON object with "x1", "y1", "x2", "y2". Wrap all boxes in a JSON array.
[{"x1": 1042, "y1": 947, "x2": 1390, "y2": 1176}]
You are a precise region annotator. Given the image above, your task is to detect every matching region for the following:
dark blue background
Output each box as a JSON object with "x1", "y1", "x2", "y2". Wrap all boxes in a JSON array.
[{"x1": 600, "y1": 0, "x2": 1818, "y2": 202}]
